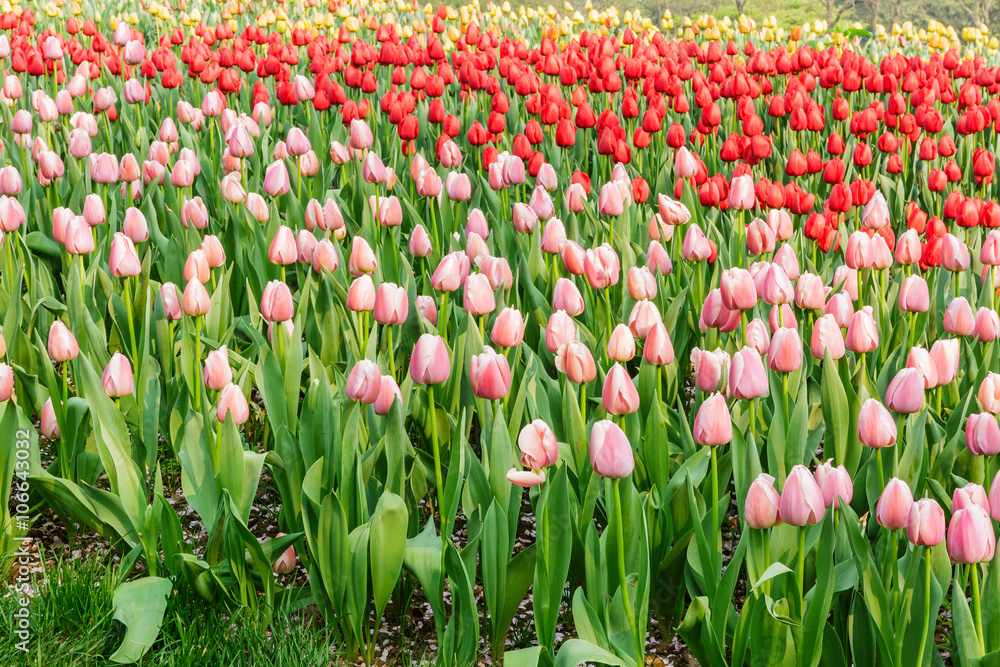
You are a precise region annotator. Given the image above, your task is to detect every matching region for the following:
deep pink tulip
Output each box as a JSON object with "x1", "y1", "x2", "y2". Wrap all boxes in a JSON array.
[{"x1": 470, "y1": 347, "x2": 512, "y2": 400}]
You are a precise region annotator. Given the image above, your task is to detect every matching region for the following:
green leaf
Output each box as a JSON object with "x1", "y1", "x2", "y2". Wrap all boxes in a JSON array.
[
  {"x1": 369, "y1": 491, "x2": 408, "y2": 620},
  {"x1": 678, "y1": 596, "x2": 728, "y2": 667},
  {"x1": 109, "y1": 577, "x2": 172, "y2": 664},
  {"x1": 554, "y1": 638, "x2": 632, "y2": 667},
  {"x1": 821, "y1": 353, "x2": 849, "y2": 468}
]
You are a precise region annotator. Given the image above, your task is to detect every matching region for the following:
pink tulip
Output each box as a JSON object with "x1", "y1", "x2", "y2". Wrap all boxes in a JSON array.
[
  {"x1": 905, "y1": 346, "x2": 938, "y2": 389},
  {"x1": 122, "y1": 207, "x2": 149, "y2": 243},
  {"x1": 795, "y1": 273, "x2": 826, "y2": 310},
  {"x1": 823, "y1": 291, "x2": 854, "y2": 328},
  {"x1": 767, "y1": 327, "x2": 803, "y2": 372},
  {"x1": 370, "y1": 195, "x2": 403, "y2": 227},
  {"x1": 517, "y1": 420, "x2": 559, "y2": 470},
  {"x1": 974, "y1": 308, "x2": 1000, "y2": 342},
  {"x1": 109, "y1": 233, "x2": 141, "y2": 278},
  {"x1": 41, "y1": 398, "x2": 59, "y2": 438},
  {"x1": 589, "y1": 420, "x2": 634, "y2": 478},
  {"x1": 410, "y1": 334, "x2": 450, "y2": 385},
  {"x1": 745, "y1": 473, "x2": 781, "y2": 529},
  {"x1": 858, "y1": 399, "x2": 897, "y2": 448},
  {"x1": 564, "y1": 183, "x2": 587, "y2": 212},
  {"x1": 416, "y1": 295, "x2": 438, "y2": 326},
  {"x1": 953, "y1": 483, "x2": 990, "y2": 513},
  {"x1": 160, "y1": 283, "x2": 182, "y2": 320},
  {"x1": 348, "y1": 237, "x2": 378, "y2": 277},
  {"x1": 627, "y1": 266, "x2": 657, "y2": 302},
  {"x1": 463, "y1": 273, "x2": 496, "y2": 316},
  {"x1": 0, "y1": 363, "x2": 12, "y2": 401},
  {"x1": 217, "y1": 383, "x2": 250, "y2": 425},
  {"x1": 556, "y1": 340, "x2": 597, "y2": 384},
  {"x1": 182, "y1": 279, "x2": 211, "y2": 317},
  {"x1": 346, "y1": 360, "x2": 382, "y2": 404},
  {"x1": 373, "y1": 283, "x2": 409, "y2": 325},
  {"x1": 183, "y1": 250, "x2": 210, "y2": 284},
  {"x1": 182, "y1": 197, "x2": 210, "y2": 229},
  {"x1": 942, "y1": 234, "x2": 971, "y2": 272},
  {"x1": 552, "y1": 278, "x2": 584, "y2": 316},
  {"x1": 541, "y1": 219, "x2": 567, "y2": 255},
  {"x1": 844, "y1": 231, "x2": 872, "y2": 270},
  {"x1": 349, "y1": 119, "x2": 373, "y2": 150},
  {"x1": 598, "y1": 181, "x2": 624, "y2": 216},
  {"x1": 491, "y1": 308, "x2": 524, "y2": 348},
  {"x1": 203, "y1": 346, "x2": 232, "y2": 391},
  {"x1": 944, "y1": 297, "x2": 975, "y2": 336},
  {"x1": 101, "y1": 352, "x2": 134, "y2": 397},
  {"x1": 877, "y1": 478, "x2": 914, "y2": 530},
  {"x1": 979, "y1": 373, "x2": 1000, "y2": 414},
  {"x1": 47, "y1": 321, "x2": 79, "y2": 361},
  {"x1": 82, "y1": 193, "x2": 105, "y2": 226},
  {"x1": 896, "y1": 229, "x2": 922, "y2": 265},
  {"x1": 728, "y1": 174, "x2": 756, "y2": 210},
  {"x1": 746, "y1": 218, "x2": 775, "y2": 256},
  {"x1": 431, "y1": 253, "x2": 463, "y2": 291},
  {"x1": 745, "y1": 318, "x2": 770, "y2": 356},
  {"x1": 814, "y1": 459, "x2": 853, "y2": 509},
  {"x1": 693, "y1": 392, "x2": 733, "y2": 446},
  {"x1": 682, "y1": 224, "x2": 712, "y2": 261},
  {"x1": 761, "y1": 264, "x2": 794, "y2": 306},
  {"x1": 545, "y1": 311, "x2": 577, "y2": 353},
  {"x1": 780, "y1": 465, "x2": 826, "y2": 526},
  {"x1": 372, "y1": 375, "x2": 402, "y2": 416},
  {"x1": 260, "y1": 281, "x2": 294, "y2": 322},
  {"x1": 512, "y1": 202, "x2": 538, "y2": 234},
  {"x1": 832, "y1": 265, "x2": 859, "y2": 301},
  {"x1": 870, "y1": 234, "x2": 894, "y2": 270},
  {"x1": 470, "y1": 347, "x2": 512, "y2": 400},
  {"x1": 263, "y1": 160, "x2": 290, "y2": 196},
  {"x1": 698, "y1": 289, "x2": 740, "y2": 334},
  {"x1": 643, "y1": 322, "x2": 675, "y2": 366},
  {"x1": 529, "y1": 186, "x2": 555, "y2": 220},
  {"x1": 561, "y1": 240, "x2": 586, "y2": 275},
  {"x1": 810, "y1": 314, "x2": 846, "y2": 360},
  {"x1": 657, "y1": 193, "x2": 691, "y2": 225},
  {"x1": 862, "y1": 191, "x2": 889, "y2": 229},
  {"x1": 346, "y1": 275, "x2": 376, "y2": 312},
  {"x1": 983, "y1": 230, "x2": 1000, "y2": 265},
  {"x1": 729, "y1": 348, "x2": 768, "y2": 400},
  {"x1": 885, "y1": 368, "x2": 925, "y2": 414},
  {"x1": 602, "y1": 363, "x2": 640, "y2": 416},
  {"x1": 966, "y1": 413, "x2": 1000, "y2": 456},
  {"x1": 584, "y1": 245, "x2": 620, "y2": 290},
  {"x1": 720, "y1": 268, "x2": 756, "y2": 311},
  {"x1": 907, "y1": 499, "x2": 945, "y2": 546},
  {"x1": 898, "y1": 275, "x2": 930, "y2": 313},
  {"x1": 948, "y1": 506, "x2": 996, "y2": 563},
  {"x1": 930, "y1": 339, "x2": 959, "y2": 386},
  {"x1": 409, "y1": 225, "x2": 433, "y2": 258},
  {"x1": 692, "y1": 347, "x2": 730, "y2": 393},
  {"x1": 990, "y1": 471, "x2": 1000, "y2": 521},
  {"x1": 845, "y1": 306, "x2": 879, "y2": 353},
  {"x1": 646, "y1": 240, "x2": 673, "y2": 276},
  {"x1": 606, "y1": 324, "x2": 635, "y2": 362}
]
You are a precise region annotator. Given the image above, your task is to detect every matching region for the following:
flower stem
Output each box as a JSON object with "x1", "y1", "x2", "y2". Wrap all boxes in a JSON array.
[
  {"x1": 797, "y1": 525, "x2": 806, "y2": 609},
  {"x1": 613, "y1": 478, "x2": 642, "y2": 662},
  {"x1": 428, "y1": 384, "x2": 445, "y2": 555},
  {"x1": 972, "y1": 563, "x2": 986, "y2": 654},
  {"x1": 711, "y1": 446, "x2": 719, "y2": 576},
  {"x1": 914, "y1": 548, "x2": 932, "y2": 667}
]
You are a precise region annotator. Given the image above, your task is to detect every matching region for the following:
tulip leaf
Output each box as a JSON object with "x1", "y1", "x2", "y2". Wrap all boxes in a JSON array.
[
  {"x1": 678, "y1": 596, "x2": 727, "y2": 667},
  {"x1": 369, "y1": 491, "x2": 407, "y2": 621},
  {"x1": 952, "y1": 565, "x2": 984, "y2": 663},
  {"x1": 802, "y1": 513, "x2": 836, "y2": 667},
  {"x1": 108, "y1": 576, "x2": 172, "y2": 664},
  {"x1": 821, "y1": 352, "x2": 849, "y2": 468},
  {"x1": 751, "y1": 562, "x2": 796, "y2": 595},
  {"x1": 842, "y1": 504, "x2": 896, "y2": 666}
]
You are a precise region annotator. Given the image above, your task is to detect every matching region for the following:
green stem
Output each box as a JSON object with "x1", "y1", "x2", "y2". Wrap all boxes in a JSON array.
[
  {"x1": 124, "y1": 277, "x2": 138, "y2": 364},
  {"x1": 797, "y1": 525, "x2": 806, "y2": 608},
  {"x1": 613, "y1": 478, "x2": 643, "y2": 662},
  {"x1": 972, "y1": 563, "x2": 986, "y2": 654},
  {"x1": 428, "y1": 385, "x2": 445, "y2": 555},
  {"x1": 915, "y1": 548, "x2": 932, "y2": 667},
  {"x1": 580, "y1": 382, "x2": 587, "y2": 425},
  {"x1": 711, "y1": 446, "x2": 720, "y2": 577},
  {"x1": 193, "y1": 316, "x2": 201, "y2": 410},
  {"x1": 877, "y1": 448, "x2": 885, "y2": 493},
  {"x1": 386, "y1": 325, "x2": 395, "y2": 378}
]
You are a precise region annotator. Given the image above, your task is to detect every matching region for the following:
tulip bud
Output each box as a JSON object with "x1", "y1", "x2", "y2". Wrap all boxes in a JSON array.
[
  {"x1": 745, "y1": 473, "x2": 781, "y2": 529},
  {"x1": 885, "y1": 368, "x2": 925, "y2": 414},
  {"x1": 780, "y1": 465, "x2": 826, "y2": 526},
  {"x1": 346, "y1": 360, "x2": 382, "y2": 404},
  {"x1": 947, "y1": 505, "x2": 996, "y2": 563},
  {"x1": 602, "y1": 364, "x2": 640, "y2": 416},
  {"x1": 589, "y1": 420, "x2": 634, "y2": 478},
  {"x1": 47, "y1": 321, "x2": 79, "y2": 362},
  {"x1": 101, "y1": 353, "x2": 134, "y2": 398},
  {"x1": 814, "y1": 459, "x2": 853, "y2": 509},
  {"x1": 203, "y1": 346, "x2": 232, "y2": 391},
  {"x1": 693, "y1": 393, "x2": 733, "y2": 446},
  {"x1": 470, "y1": 347, "x2": 512, "y2": 400},
  {"x1": 410, "y1": 334, "x2": 450, "y2": 385},
  {"x1": 217, "y1": 383, "x2": 250, "y2": 425},
  {"x1": 907, "y1": 499, "x2": 945, "y2": 546},
  {"x1": 877, "y1": 478, "x2": 914, "y2": 530}
]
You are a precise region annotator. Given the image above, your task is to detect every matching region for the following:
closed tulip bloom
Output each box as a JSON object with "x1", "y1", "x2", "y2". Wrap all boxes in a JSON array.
[
  {"x1": 41, "y1": 398, "x2": 59, "y2": 438},
  {"x1": 885, "y1": 368, "x2": 925, "y2": 413},
  {"x1": 544, "y1": 309, "x2": 577, "y2": 352},
  {"x1": 974, "y1": 308, "x2": 1000, "y2": 342},
  {"x1": 512, "y1": 202, "x2": 538, "y2": 234},
  {"x1": 693, "y1": 392, "x2": 733, "y2": 445},
  {"x1": 628, "y1": 266, "x2": 657, "y2": 302},
  {"x1": 741, "y1": 320, "x2": 768, "y2": 357},
  {"x1": 47, "y1": 320, "x2": 79, "y2": 363},
  {"x1": 556, "y1": 340, "x2": 597, "y2": 384},
  {"x1": 541, "y1": 219, "x2": 567, "y2": 255},
  {"x1": 296, "y1": 231, "x2": 316, "y2": 265},
  {"x1": 410, "y1": 334, "x2": 450, "y2": 385},
  {"x1": 761, "y1": 264, "x2": 794, "y2": 306},
  {"x1": 561, "y1": 240, "x2": 587, "y2": 275},
  {"x1": 657, "y1": 193, "x2": 691, "y2": 225},
  {"x1": 954, "y1": 483, "x2": 991, "y2": 513},
  {"x1": 91, "y1": 152, "x2": 119, "y2": 184},
  {"x1": 122, "y1": 207, "x2": 148, "y2": 244},
  {"x1": 875, "y1": 477, "x2": 913, "y2": 530},
  {"x1": 244, "y1": 193, "x2": 269, "y2": 223},
  {"x1": 646, "y1": 241, "x2": 673, "y2": 276},
  {"x1": 183, "y1": 250, "x2": 210, "y2": 285},
  {"x1": 589, "y1": 420, "x2": 634, "y2": 478},
  {"x1": 584, "y1": 245, "x2": 620, "y2": 290},
  {"x1": 844, "y1": 231, "x2": 872, "y2": 270},
  {"x1": 780, "y1": 465, "x2": 826, "y2": 526},
  {"x1": 730, "y1": 348, "x2": 768, "y2": 400},
  {"x1": 101, "y1": 353, "x2": 134, "y2": 398},
  {"x1": 260, "y1": 281, "x2": 294, "y2": 322},
  {"x1": 745, "y1": 473, "x2": 781, "y2": 529},
  {"x1": 692, "y1": 347, "x2": 730, "y2": 393},
  {"x1": 948, "y1": 506, "x2": 996, "y2": 563},
  {"x1": 346, "y1": 360, "x2": 382, "y2": 404},
  {"x1": 991, "y1": 471, "x2": 1000, "y2": 521},
  {"x1": 446, "y1": 172, "x2": 472, "y2": 201},
  {"x1": 267, "y1": 226, "x2": 297, "y2": 266},
  {"x1": 814, "y1": 459, "x2": 854, "y2": 509},
  {"x1": 263, "y1": 160, "x2": 290, "y2": 196},
  {"x1": 795, "y1": 273, "x2": 826, "y2": 310},
  {"x1": 728, "y1": 174, "x2": 756, "y2": 210},
  {"x1": 431, "y1": 253, "x2": 463, "y2": 291},
  {"x1": 832, "y1": 265, "x2": 859, "y2": 301},
  {"x1": 217, "y1": 383, "x2": 250, "y2": 425},
  {"x1": 564, "y1": 182, "x2": 587, "y2": 212},
  {"x1": 349, "y1": 237, "x2": 378, "y2": 277},
  {"x1": 899, "y1": 275, "x2": 930, "y2": 313},
  {"x1": 966, "y1": 413, "x2": 1000, "y2": 456},
  {"x1": 905, "y1": 346, "x2": 939, "y2": 389},
  {"x1": 907, "y1": 499, "x2": 945, "y2": 546},
  {"x1": 979, "y1": 373, "x2": 1000, "y2": 413},
  {"x1": 414, "y1": 295, "x2": 437, "y2": 326},
  {"x1": 0, "y1": 364, "x2": 12, "y2": 401},
  {"x1": 160, "y1": 282, "x2": 182, "y2": 320},
  {"x1": 811, "y1": 314, "x2": 846, "y2": 360},
  {"x1": 862, "y1": 191, "x2": 890, "y2": 230},
  {"x1": 552, "y1": 278, "x2": 584, "y2": 316},
  {"x1": 746, "y1": 218, "x2": 776, "y2": 256},
  {"x1": 895, "y1": 229, "x2": 922, "y2": 265},
  {"x1": 470, "y1": 347, "x2": 512, "y2": 400},
  {"x1": 598, "y1": 181, "x2": 625, "y2": 216},
  {"x1": 182, "y1": 197, "x2": 210, "y2": 229},
  {"x1": 643, "y1": 322, "x2": 675, "y2": 366},
  {"x1": 602, "y1": 364, "x2": 640, "y2": 415},
  {"x1": 858, "y1": 398, "x2": 897, "y2": 448},
  {"x1": 0, "y1": 166, "x2": 22, "y2": 195},
  {"x1": 944, "y1": 297, "x2": 976, "y2": 336},
  {"x1": 767, "y1": 327, "x2": 803, "y2": 372},
  {"x1": 682, "y1": 224, "x2": 712, "y2": 261},
  {"x1": 202, "y1": 346, "x2": 232, "y2": 391},
  {"x1": 606, "y1": 324, "x2": 636, "y2": 362},
  {"x1": 220, "y1": 173, "x2": 248, "y2": 203},
  {"x1": 370, "y1": 195, "x2": 403, "y2": 227},
  {"x1": 529, "y1": 186, "x2": 555, "y2": 220},
  {"x1": 631, "y1": 300, "x2": 665, "y2": 340},
  {"x1": 942, "y1": 234, "x2": 971, "y2": 272},
  {"x1": 374, "y1": 283, "x2": 409, "y2": 325},
  {"x1": 372, "y1": 375, "x2": 402, "y2": 416},
  {"x1": 465, "y1": 232, "x2": 489, "y2": 264},
  {"x1": 845, "y1": 306, "x2": 879, "y2": 353},
  {"x1": 109, "y1": 233, "x2": 141, "y2": 278},
  {"x1": 721, "y1": 268, "x2": 756, "y2": 311},
  {"x1": 82, "y1": 193, "x2": 105, "y2": 226},
  {"x1": 463, "y1": 273, "x2": 496, "y2": 316},
  {"x1": 346, "y1": 119, "x2": 373, "y2": 150},
  {"x1": 870, "y1": 234, "x2": 894, "y2": 270},
  {"x1": 409, "y1": 225, "x2": 433, "y2": 257},
  {"x1": 983, "y1": 230, "x2": 1000, "y2": 265},
  {"x1": 169, "y1": 159, "x2": 194, "y2": 189},
  {"x1": 492, "y1": 308, "x2": 525, "y2": 348},
  {"x1": 930, "y1": 339, "x2": 960, "y2": 386},
  {"x1": 346, "y1": 275, "x2": 376, "y2": 312}
]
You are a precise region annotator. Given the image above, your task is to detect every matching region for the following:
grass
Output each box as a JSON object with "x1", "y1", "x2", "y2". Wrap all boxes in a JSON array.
[{"x1": 0, "y1": 554, "x2": 347, "y2": 666}]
